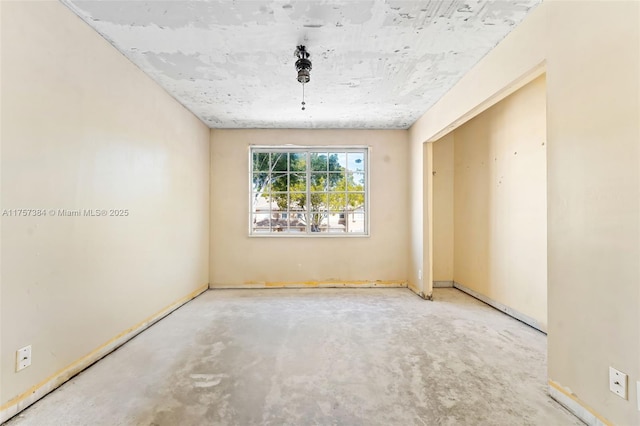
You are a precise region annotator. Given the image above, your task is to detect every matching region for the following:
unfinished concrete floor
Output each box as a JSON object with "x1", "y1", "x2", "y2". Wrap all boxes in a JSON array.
[{"x1": 6, "y1": 288, "x2": 581, "y2": 426}]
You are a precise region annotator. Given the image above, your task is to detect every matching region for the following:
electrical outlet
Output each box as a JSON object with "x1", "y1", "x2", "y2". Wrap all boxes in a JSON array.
[
  {"x1": 16, "y1": 345, "x2": 32, "y2": 372},
  {"x1": 609, "y1": 366, "x2": 627, "y2": 399},
  {"x1": 418, "y1": 269, "x2": 422, "y2": 280}
]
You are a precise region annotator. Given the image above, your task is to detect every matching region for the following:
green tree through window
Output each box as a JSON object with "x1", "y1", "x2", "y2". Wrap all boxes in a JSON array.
[{"x1": 251, "y1": 148, "x2": 367, "y2": 235}]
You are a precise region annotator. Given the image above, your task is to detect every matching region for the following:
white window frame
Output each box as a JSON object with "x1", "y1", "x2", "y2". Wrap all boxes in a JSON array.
[{"x1": 248, "y1": 145, "x2": 370, "y2": 237}]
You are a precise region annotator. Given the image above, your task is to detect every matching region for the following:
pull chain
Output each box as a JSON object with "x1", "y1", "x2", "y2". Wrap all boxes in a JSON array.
[{"x1": 301, "y1": 83, "x2": 306, "y2": 111}]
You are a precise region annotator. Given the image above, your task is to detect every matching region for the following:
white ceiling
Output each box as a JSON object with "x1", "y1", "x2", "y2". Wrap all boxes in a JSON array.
[{"x1": 61, "y1": 0, "x2": 540, "y2": 129}]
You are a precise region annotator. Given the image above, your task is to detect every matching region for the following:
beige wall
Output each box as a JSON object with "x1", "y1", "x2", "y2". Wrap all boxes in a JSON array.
[
  {"x1": 546, "y1": 3, "x2": 639, "y2": 424},
  {"x1": 210, "y1": 129, "x2": 410, "y2": 287},
  {"x1": 410, "y1": 2, "x2": 640, "y2": 424},
  {"x1": 407, "y1": 130, "x2": 425, "y2": 294},
  {"x1": 408, "y1": 128, "x2": 433, "y2": 297},
  {"x1": 453, "y1": 76, "x2": 547, "y2": 329},
  {"x1": 0, "y1": 1, "x2": 210, "y2": 409},
  {"x1": 422, "y1": 143, "x2": 434, "y2": 298},
  {"x1": 432, "y1": 133, "x2": 454, "y2": 282}
]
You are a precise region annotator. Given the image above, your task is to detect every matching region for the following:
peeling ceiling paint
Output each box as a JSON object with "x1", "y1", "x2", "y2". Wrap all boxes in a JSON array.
[{"x1": 61, "y1": 0, "x2": 540, "y2": 129}]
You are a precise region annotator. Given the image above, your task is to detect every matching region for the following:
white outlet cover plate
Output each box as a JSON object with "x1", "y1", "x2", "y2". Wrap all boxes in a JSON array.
[
  {"x1": 609, "y1": 366, "x2": 627, "y2": 399},
  {"x1": 16, "y1": 345, "x2": 32, "y2": 371}
]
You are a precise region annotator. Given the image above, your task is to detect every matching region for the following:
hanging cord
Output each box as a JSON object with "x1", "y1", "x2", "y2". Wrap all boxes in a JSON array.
[{"x1": 301, "y1": 82, "x2": 306, "y2": 111}]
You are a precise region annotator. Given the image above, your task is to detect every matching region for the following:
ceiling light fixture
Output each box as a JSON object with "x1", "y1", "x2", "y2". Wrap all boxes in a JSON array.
[{"x1": 294, "y1": 45, "x2": 312, "y2": 111}]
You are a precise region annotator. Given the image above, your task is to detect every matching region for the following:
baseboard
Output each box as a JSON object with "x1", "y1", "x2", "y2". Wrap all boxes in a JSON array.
[
  {"x1": 0, "y1": 284, "x2": 209, "y2": 424},
  {"x1": 433, "y1": 281, "x2": 454, "y2": 288},
  {"x1": 453, "y1": 281, "x2": 546, "y2": 333},
  {"x1": 210, "y1": 280, "x2": 407, "y2": 289},
  {"x1": 548, "y1": 380, "x2": 612, "y2": 426}
]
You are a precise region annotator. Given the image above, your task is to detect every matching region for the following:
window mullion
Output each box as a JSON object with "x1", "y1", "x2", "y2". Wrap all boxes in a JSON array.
[
  {"x1": 287, "y1": 153, "x2": 290, "y2": 233},
  {"x1": 306, "y1": 151, "x2": 311, "y2": 234},
  {"x1": 268, "y1": 152, "x2": 273, "y2": 233}
]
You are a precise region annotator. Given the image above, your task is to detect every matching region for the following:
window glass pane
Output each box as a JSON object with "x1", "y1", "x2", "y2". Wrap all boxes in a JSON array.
[
  {"x1": 327, "y1": 213, "x2": 346, "y2": 233},
  {"x1": 270, "y1": 173, "x2": 288, "y2": 192},
  {"x1": 287, "y1": 214, "x2": 306, "y2": 232},
  {"x1": 347, "y1": 212, "x2": 365, "y2": 233},
  {"x1": 253, "y1": 152, "x2": 270, "y2": 172},
  {"x1": 328, "y1": 192, "x2": 347, "y2": 211},
  {"x1": 327, "y1": 153, "x2": 343, "y2": 172},
  {"x1": 271, "y1": 193, "x2": 288, "y2": 211},
  {"x1": 252, "y1": 213, "x2": 271, "y2": 232},
  {"x1": 289, "y1": 173, "x2": 306, "y2": 191},
  {"x1": 270, "y1": 211, "x2": 287, "y2": 232},
  {"x1": 327, "y1": 171, "x2": 345, "y2": 191},
  {"x1": 309, "y1": 212, "x2": 328, "y2": 232},
  {"x1": 252, "y1": 172, "x2": 269, "y2": 193},
  {"x1": 289, "y1": 152, "x2": 306, "y2": 172},
  {"x1": 310, "y1": 193, "x2": 328, "y2": 211},
  {"x1": 290, "y1": 192, "x2": 306, "y2": 210},
  {"x1": 334, "y1": 153, "x2": 347, "y2": 170},
  {"x1": 310, "y1": 153, "x2": 328, "y2": 171},
  {"x1": 252, "y1": 193, "x2": 272, "y2": 212},
  {"x1": 348, "y1": 172, "x2": 366, "y2": 189},
  {"x1": 347, "y1": 192, "x2": 365, "y2": 210},
  {"x1": 270, "y1": 152, "x2": 288, "y2": 172},
  {"x1": 310, "y1": 173, "x2": 328, "y2": 191},
  {"x1": 347, "y1": 153, "x2": 365, "y2": 172}
]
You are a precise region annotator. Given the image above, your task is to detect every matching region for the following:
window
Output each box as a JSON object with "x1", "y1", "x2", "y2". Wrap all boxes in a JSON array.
[{"x1": 250, "y1": 147, "x2": 369, "y2": 236}]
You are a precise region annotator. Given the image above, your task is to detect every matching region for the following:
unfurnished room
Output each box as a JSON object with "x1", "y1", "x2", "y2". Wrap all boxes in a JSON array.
[{"x1": 1, "y1": 1, "x2": 639, "y2": 425}]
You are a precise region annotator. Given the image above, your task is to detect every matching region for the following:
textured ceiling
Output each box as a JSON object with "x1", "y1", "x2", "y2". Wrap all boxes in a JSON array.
[{"x1": 61, "y1": 1, "x2": 540, "y2": 129}]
